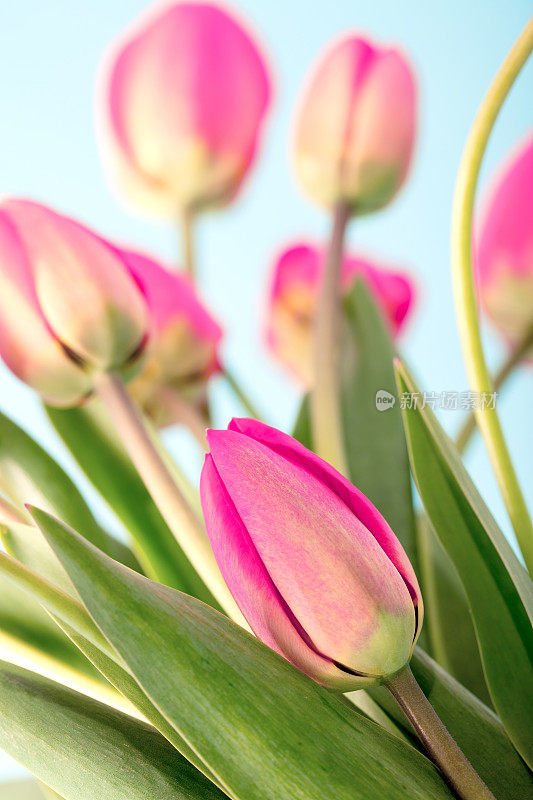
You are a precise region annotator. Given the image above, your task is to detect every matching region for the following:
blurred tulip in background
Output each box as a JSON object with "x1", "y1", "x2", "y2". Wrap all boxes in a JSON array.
[
  {"x1": 0, "y1": 199, "x2": 148, "y2": 406},
  {"x1": 123, "y1": 248, "x2": 222, "y2": 428},
  {"x1": 266, "y1": 242, "x2": 414, "y2": 383},
  {"x1": 99, "y1": 1, "x2": 272, "y2": 217},
  {"x1": 293, "y1": 35, "x2": 416, "y2": 215},
  {"x1": 476, "y1": 132, "x2": 533, "y2": 354}
]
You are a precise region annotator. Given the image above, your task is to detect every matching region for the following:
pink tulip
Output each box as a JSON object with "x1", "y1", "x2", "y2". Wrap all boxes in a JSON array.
[
  {"x1": 293, "y1": 35, "x2": 416, "y2": 214},
  {"x1": 0, "y1": 199, "x2": 148, "y2": 406},
  {"x1": 476, "y1": 133, "x2": 533, "y2": 350},
  {"x1": 265, "y1": 242, "x2": 414, "y2": 384},
  {"x1": 121, "y1": 248, "x2": 222, "y2": 427},
  {"x1": 200, "y1": 418, "x2": 423, "y2": 689},
  {"x1": 99, "y1": 2, "x2": 272, "y2": 217}
]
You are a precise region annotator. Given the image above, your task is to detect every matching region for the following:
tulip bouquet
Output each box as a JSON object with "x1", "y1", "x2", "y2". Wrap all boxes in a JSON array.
[{"x1": 0, "y1": 4, "x2": 532, "y2": 800}]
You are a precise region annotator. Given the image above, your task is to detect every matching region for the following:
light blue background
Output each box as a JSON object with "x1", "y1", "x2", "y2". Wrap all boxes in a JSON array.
[{"x1": 0, "y1": 0, "x2": 532, "y2": 784}]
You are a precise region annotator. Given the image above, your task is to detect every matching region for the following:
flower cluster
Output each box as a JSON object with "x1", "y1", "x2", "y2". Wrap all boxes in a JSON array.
[{"x1": 0, "y1": 6, "x2": 531, "y2": 800}]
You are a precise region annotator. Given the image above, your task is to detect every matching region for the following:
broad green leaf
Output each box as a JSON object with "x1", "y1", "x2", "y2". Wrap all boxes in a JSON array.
[
  {"x1": 58, "y1": 621, "x2": 225, "y2": 793},
  {"x1": 46, "y1": 400, "x2": 216, "y2": 605},
  {"x1": 370, "y1": 648, "x2": 533, "y2": 800},
  {"x1": 34, "y1": 508, "x2": 454, "y2": 800},
  {"x1": 0, "y1": 411, "x2": 139, "y2": 571},
  {"x1": 0, "y1": 567, "x2": 138, "y2": 715},
  {"x1": 396, "y1": 361, "x2": 533, "y2": 768},
  {"x1": 294, "y1": 280, "x2": 418, "y2": 576},
  {"x1": 0, "y1": 779, "x2": 49, "y2": 799},
  {"x1": 416, "y1": 516, "x2": 491, "y2": 706},
  {"x1": 0, "y1": 660, "x2": 227, "y2": 800},
  {"x1": 1, "y1": 539, "x2": 223, "y2": 792}
]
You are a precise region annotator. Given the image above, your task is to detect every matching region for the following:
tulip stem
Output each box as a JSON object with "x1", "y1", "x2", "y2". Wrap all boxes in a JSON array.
[
  {"x1": 158, "y1": 388, "x2": 208, "y2": 450},
  {"x1": 181, "y1": 208, "x2": 196, "y2": 278},
  {"x1": 311, "y1": 202, "x2": 350, "y2": 475},
  {"x1": 385, "y1": 666, "x2": 495, "y2": 800},
  {"x1": 94, "y1": 371, "x2": 247, "y2": 625},
  {"x1": 456, "y1": 319, "x2": 533, "y2": 454},
  {"x1": 223, "y1": 366, "x2": 263, "y2": 420},
  {"x1": 451, "y1": 16, "x2": 533, "y2": 573}
]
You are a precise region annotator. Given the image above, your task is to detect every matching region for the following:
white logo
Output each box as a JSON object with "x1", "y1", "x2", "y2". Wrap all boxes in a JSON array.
[{"x1": 375, "y1": 390, "x2": 396, "y2": 411}]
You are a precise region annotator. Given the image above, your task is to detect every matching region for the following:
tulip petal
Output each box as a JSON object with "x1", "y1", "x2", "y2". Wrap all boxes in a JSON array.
[
  {"x1": 0, "y1": 213, "x2": 91, "y2": 405},
  {"x1": 200, "y1": 455, "x2": 359, "y2": 688},
  {"x1": 266, "y1": 243, "x2": 415, "y2": 385},
  {"x1": 207, "y1": 427, "x2": 416, "y2": 676},
  {"x1": 2, "y1": 200, "x2": 147, "y2": 371},
  {"x1": 476, "y1": 133, "x2": 533, "y2": 349},
  {"x1": 101, "y1": 2, "x2": 271, "y2": 215},
  {"x1": 228, "y1": 418, "x2": 423, "y2": 625}
]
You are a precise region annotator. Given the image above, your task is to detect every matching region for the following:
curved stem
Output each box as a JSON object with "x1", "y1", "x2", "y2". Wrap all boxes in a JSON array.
[
  {"x1": 311, "y1": 202, "x2": 350, "y2": 475},
  {"x1": 94, "y1": 371, "x2": 247, "y2": 627},
  {"x1": 385, "y1": 666, "x2": 495, "y2": 800},
  {"x1": 456, "y1": 319, "x2": 533, "y2": 453},
  {"x1": 450, "y1": 17, "x2": 533, "y2": 573},
  {"x1": 223, "y1": 366, "x2": 263, "y2": 420},
  {"x1": 181, "y1": 208, "x2": 196, "y2": 278}
]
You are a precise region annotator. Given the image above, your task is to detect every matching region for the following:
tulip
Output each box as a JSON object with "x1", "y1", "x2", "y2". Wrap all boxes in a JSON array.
[
  {"x1": 0, "y1": 199, "x2": 148, "y2": 406},
  {"x1": 266, "y1": 243, "x2": 414, "y2": 384},
  {"x1": 99, "y1": 2, "x2": 272, "y2": 217},
  {"x1": 121, "y1": 248, "x2": 222, "y2": 428},
  {"x1": 200, "y1": 418, "x2": 423, "y2": 689},
  {"x1": 476, "y1": 133, "x2": 533, "y2": 351},
  {"x1": 293, "y1": 35, "x2": 416, "y2": 214}
]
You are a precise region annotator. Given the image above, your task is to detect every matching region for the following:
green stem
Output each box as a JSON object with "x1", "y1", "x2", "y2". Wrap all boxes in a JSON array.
[
  {"x1": 94, "y1": 371, "x2": 247, "y2": 626},
  {"x1": 181, "y1": 208, "x2": 196, "y2": 278},
  {"x1": 311, "y1": 202, "x2": 350, "y2": 475},
  {"x1": 456, "y1": 319, "x2": 533, "y2": 454},
  {"x1": 450, "y1": 16, "x2": 533, "y2": 573},
  {"x1": 223, "y1": 366, "x2": 263, "y2": 420},
  {"x1": 385, "y1": 666, "x2": 495, "y2": 800}
]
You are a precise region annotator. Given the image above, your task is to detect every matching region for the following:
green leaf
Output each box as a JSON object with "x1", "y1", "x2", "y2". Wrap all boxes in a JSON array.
[
  {"x1": 0, "y1": 411, "x2": 139, "y2": 571},
  {"x1": 294, "y1": 280, "x2": 418, "y2": 577},
  {"x1": 0, "y1": 576, "x2": 107, "y2": 693},
  {"x1": 33, "y1": 508, "x2": 454, "y2": 800},
  {"x1": 46, "y1": 400, "x2": 215, "y2": 605},
  {"x1": 0, "y1": 660, "x2": 227, "y2": 800},
  {"x1": 370, "y1": 648, "x2": 533, "y2": 800},
  {"x1": 395, "y1": 360, "x2": 533, "y2": 768},
  {"x1": 416, "y1": 516, "x2": 491, "y2": 706}
]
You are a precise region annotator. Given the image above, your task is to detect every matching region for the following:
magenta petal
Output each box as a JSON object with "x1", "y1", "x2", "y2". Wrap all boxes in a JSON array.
[
  {"x1": 200, "y1": 455, "x2": 353, "y2": 687},
  {"x1": 207, "y1": 427, "x2": 416, "y2": 675},
  {"x1": 227, "y1": 417, "x2": 423, "y2": 617}
]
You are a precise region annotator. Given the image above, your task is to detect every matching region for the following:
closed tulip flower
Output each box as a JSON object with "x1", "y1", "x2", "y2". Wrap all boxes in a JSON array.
[
  {"x1": 293, "y1": 35, "x2": 416, "y2": 214},
  {"x1": 476, "y1": 133, "x2": 533, "y2": 351},
  {"x1": 201, "y1": 418, "x2": 423, "y2": 689},
  {"x1": 99, "y1": 2, "x2": 272, "y2": 217},
  {"x1": 0, "y1": 199, "x2": 148, "y2": 406},
  {"x1": 266, "y1": 243, "x2": 414, "y2": 384},
  {"x1": 122, "y1": 248, "x2": 222, "y2": 428}
]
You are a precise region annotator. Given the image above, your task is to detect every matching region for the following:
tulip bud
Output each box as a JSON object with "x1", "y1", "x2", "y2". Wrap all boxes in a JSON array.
[
  {"x1": 476, "y1": 134, "x2": 533, "y2": 350},
  {"x1": 293, "y1": 36, "x2": 416, "y2": 214},
  {"x1": 266, "y1": 243, "x2": 414, "y2": 384},
  {"x1": 0, "y1": 199, "x2": 148, "y2": 405},
  {"x1": 201, "y1": 419, "x2": 422, "y2": 689},
  {"x1": 121, "y1": 248, "x2": 222, "y2": 428},
  {"x1": 99, "y1": 2, "x2": 272, "y2": 217}
]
